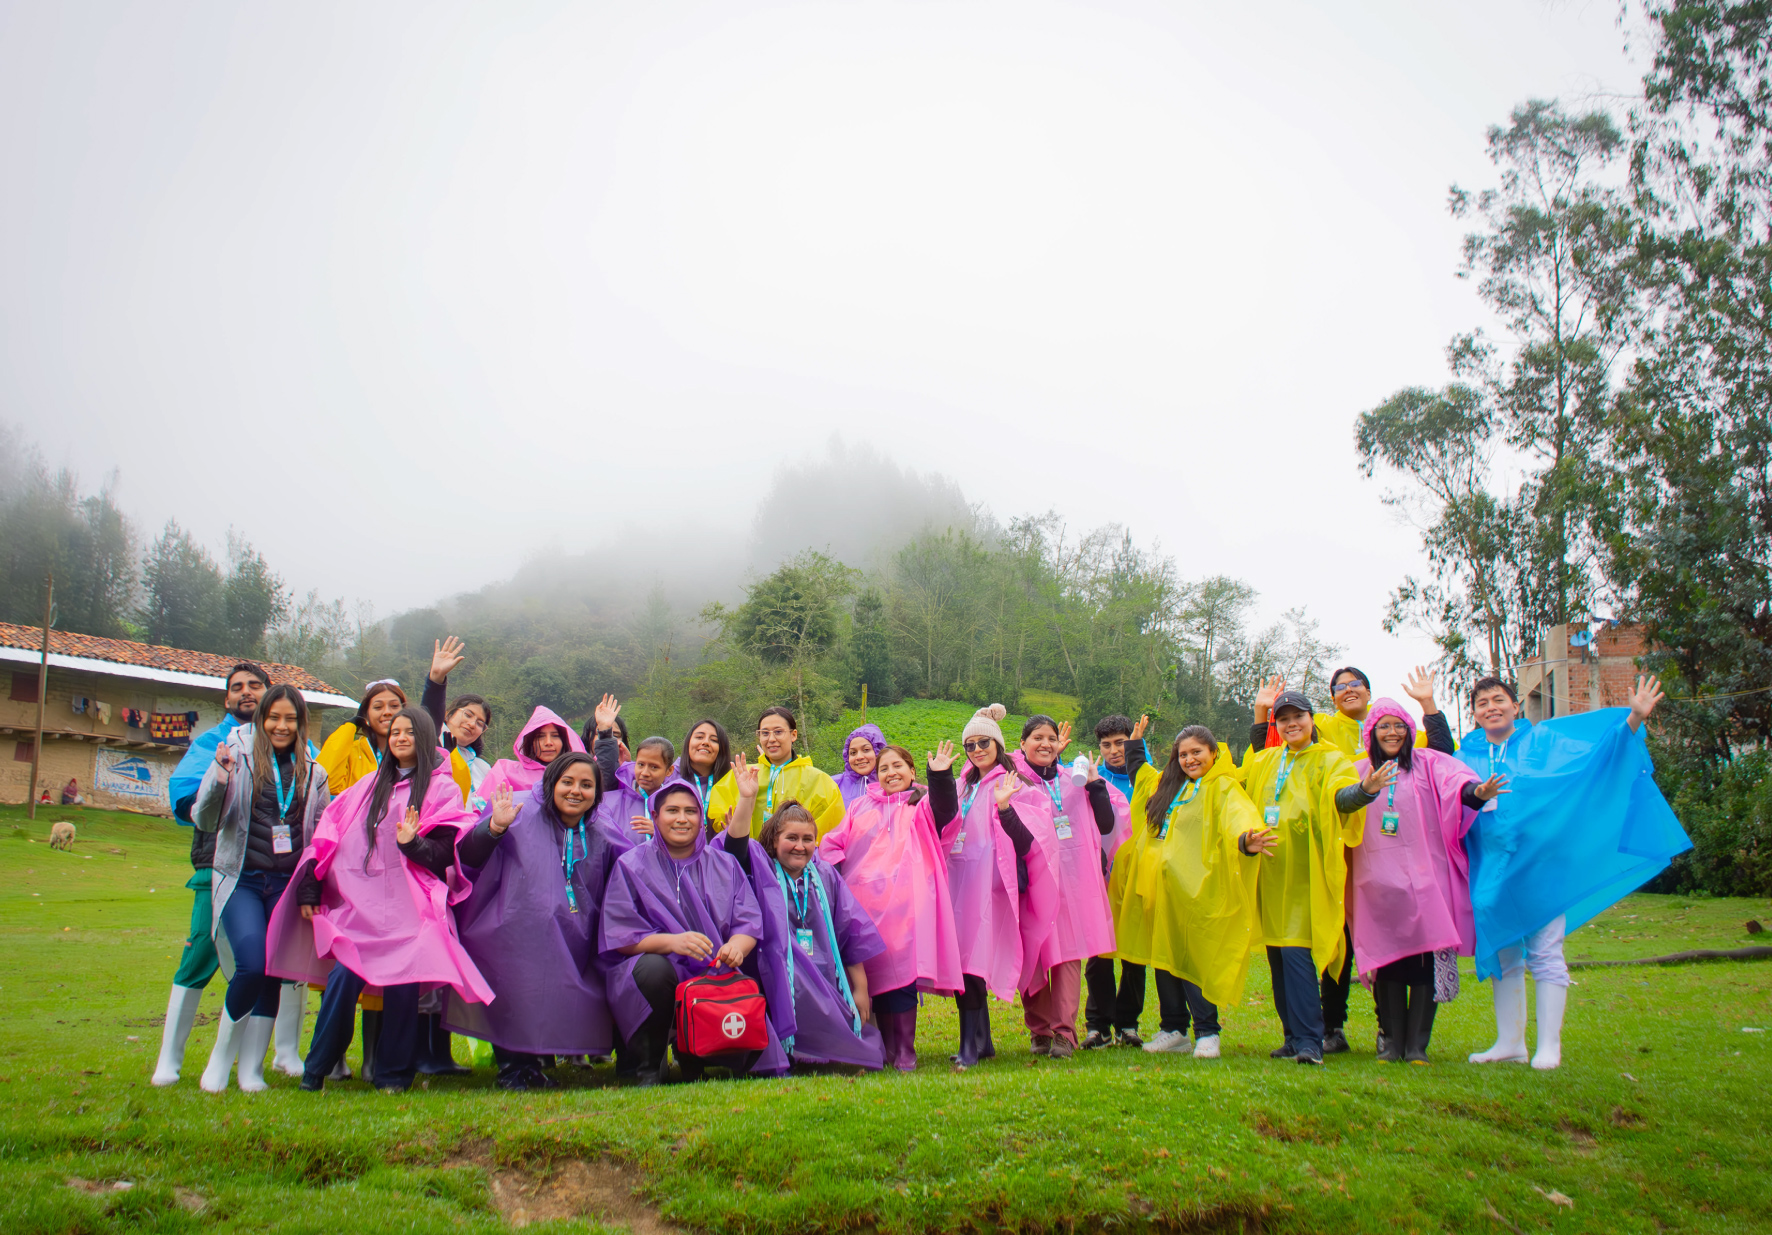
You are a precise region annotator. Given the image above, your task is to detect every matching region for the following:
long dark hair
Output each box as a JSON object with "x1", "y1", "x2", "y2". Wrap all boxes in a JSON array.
[
  {"x1": 249, "y1": 684, "x2": 310, "y2": 807},
  {"x1": 1364, "y1": 716, "x2": 1415, "y2": 773},
  {"x1": 961, "y1": 738, "x2": 1020, "y2": 788},
  {"x1": 522, "y1": 722, "x2": 569, "y2": 764},
  {"x1": 364, "y1": 707, "x2": 439, "y2": 869},
  {"x1": 1144, "y1": 725, "x2": 1217, "y2": 836},
  {"x1": 444, "y1": 694, "x2": 491, "y2": 756},
  {"x1": 677, "y1": 717, "x2": 732, "y2": 784},
  {"x1": 538, "y1": 752, "x2": 602, "y2": 828},
  {"x1": 353, "y1": 680, "x2": 408, "y2": 749}
]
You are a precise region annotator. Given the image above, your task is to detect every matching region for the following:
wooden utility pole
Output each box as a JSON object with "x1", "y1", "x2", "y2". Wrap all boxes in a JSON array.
[
  {"x1": 26, "y1": 572, "x2": 52, "y2": 819},
  {"x1": 860, "y1": 682, "x2": 868, "y2": 724}
]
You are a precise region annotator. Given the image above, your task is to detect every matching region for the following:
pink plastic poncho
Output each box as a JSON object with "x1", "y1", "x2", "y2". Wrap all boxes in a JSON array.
[
  {"x1": 819, "y1": 782, "x2": 963, "y2": 997},
  {"x1": 1347, "y1": 699, "x2": 1480, "y2": 973},
  {"x1": 1011, "y1": 752, "x2": 1125, "y2": 991},
  {"x1": 266, "y1": 760, "x2": 493, "y2": 1004},
  {"x1": 478, "y1": 706, "x2": 584, "y2": 805},
  {"x1": 940, "y1": 763, "x2": 1060, "y2": 1000}
]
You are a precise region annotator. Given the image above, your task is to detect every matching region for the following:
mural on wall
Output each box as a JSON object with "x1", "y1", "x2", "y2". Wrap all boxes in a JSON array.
[{"x1": 94, "y1": 749, "x2": 171, "y2": 800}]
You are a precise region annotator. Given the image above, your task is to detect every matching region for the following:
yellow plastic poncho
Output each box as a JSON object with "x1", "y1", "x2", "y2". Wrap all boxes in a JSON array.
[
  {"x1": 1313, "y1": 710, "x2": 1424, "y2": 763},
  {"x1": 706, "y1": 754, "x2": 846, "y2": 838},
  {"x1": 318, "y1": 722, "x2": 472, "y2": 803},
  {"x1": 1240, "y1": 740, "x2": 1364, "y2": 978},
  {"x1": 1111, "y1": 745, "x2": 1263, "y2": 1008}
]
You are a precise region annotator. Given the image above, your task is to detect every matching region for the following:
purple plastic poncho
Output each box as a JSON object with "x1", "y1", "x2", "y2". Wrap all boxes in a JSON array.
[
  {"x1": 591, "y1": 762, "x2": 678, "y2": 857},
  {"x1": 443, "y1": 789, "x2": 617, "y2": 1055},
  {"x1": 598, "y1": 784, "x2": 790, "y2": 1072},
  {"x1": 741, "y1": 839, "x2": 885, "y2": 1070},
  {"x1": 833, "y1": 724, "x2": 887, "y2": 806}
]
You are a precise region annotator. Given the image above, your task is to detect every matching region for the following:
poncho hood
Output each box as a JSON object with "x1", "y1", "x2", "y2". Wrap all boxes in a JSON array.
[
  {"x1": 834, "y1": 724, "x2": 887, "y2": 804},
  {"x1": 1360, "y1": 697, "x2": 1416, "y2": 753},
  {"x1": 647, "y1": 778, "x2": 709, "y2": 859},
  {"x1": 512, "y1": 706, "x2": 585, "y2": 772}
]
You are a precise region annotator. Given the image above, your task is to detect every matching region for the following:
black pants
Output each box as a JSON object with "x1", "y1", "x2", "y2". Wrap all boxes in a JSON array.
[
  {"x1": 1154, "y1": 969, "x2": 1219, "y2": 1037},
  {"x1": 1267, "y1": 946, "x2": 1324, "y2": 1053},
  {"x1": 955, "y1": 972, "x2": 989, "y2": 1012},
  {"x1": 305, "y1": 965, "x2": 418, "y2": 1089},
  {"x1": 1083, "y1": 956, "x2": 1146, "y2": 1033},
  {"x1": 1319, "y1": 925, "x2": 1353, "y2": 1033},
  {"x1": 874, "y1": 983, "x2": 919, "y2": 1015},
  {"x1": 492, "y1": 1045, "x2": 547, "y2": 1072},
  {"x1": 629, "y1": 953, "x2": 759, "y2": 1076}
]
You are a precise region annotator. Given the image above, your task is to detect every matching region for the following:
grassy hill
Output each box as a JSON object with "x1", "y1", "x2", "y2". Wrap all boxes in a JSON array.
[{"x1": 813, "y1": 696, "x2": 1082, "y2": 774}]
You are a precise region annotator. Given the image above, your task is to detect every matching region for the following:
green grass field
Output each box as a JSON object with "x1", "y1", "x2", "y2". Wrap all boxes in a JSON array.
[
  {"x1": 819, "y1": 696, "x2": 1084, "y2": 776},
  {"x1": 3, "y1": 801, "x2": 1769, "y2": 1233}
]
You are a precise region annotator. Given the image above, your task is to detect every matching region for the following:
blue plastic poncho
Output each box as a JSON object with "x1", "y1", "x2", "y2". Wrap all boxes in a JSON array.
[
  {"x1": 1457, "y1": 711, "x2": 1691, "y2": 979},
  {"x1": 168, "y1": 715, "x2": 242, "y2": 824}
]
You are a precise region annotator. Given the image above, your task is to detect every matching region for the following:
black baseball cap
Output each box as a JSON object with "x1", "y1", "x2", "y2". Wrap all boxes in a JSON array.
[{"x1": 1271, "y1": 690, "x2": 1313, "y2": 718}]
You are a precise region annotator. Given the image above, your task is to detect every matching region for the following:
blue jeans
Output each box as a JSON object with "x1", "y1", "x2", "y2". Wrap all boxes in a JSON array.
[
  {"x1": 1267, "y1": 946, "x2": 1324, "y2": 1054},
  {"x1": 218, "y1": 869, "x2": 291, "y2": 1020},
  {"x1": 304, "y1": 965, "x2": 419, "y2": 1090},
  {"x1": 1154, "y1": 968, "x2": 1219, "y2": 1037}
]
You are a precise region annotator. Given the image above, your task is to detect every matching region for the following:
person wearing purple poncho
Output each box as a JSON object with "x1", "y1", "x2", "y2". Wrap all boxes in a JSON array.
[
  {"x1": 445, "y1": 752, "x2": 617, "y2": 1090},
  {"x1": 600, "y1": 782, "x2": 788, "y2": 1085},
  {"x1": 589, "y1": 696, "x2": 679, "y2": 856},
  {"x1": 723, "y1": 754, "x2": 886, "y2": 1072},
  {"x1": 834, "y1": 724, "x2": 886, "y2": 807}
]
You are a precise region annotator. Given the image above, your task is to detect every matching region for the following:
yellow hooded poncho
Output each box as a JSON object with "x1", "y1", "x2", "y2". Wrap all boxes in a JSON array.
[
  {"x1": 706, "y1": 754, "x2": 846, "y2": 838},
  {"x1": 1241, "y1": 739, "x2": 1363, "y2": 978},
  {"x1": 318, "y1": 722, "x2": 472, "y2": 803},
  {"x1": 1110, "y1": 745, "x2": 1263, "y2": 1008}
]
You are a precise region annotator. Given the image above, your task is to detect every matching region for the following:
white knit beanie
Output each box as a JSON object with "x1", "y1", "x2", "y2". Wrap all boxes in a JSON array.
[{"x1": 961, "y1": 703, "x2": 1008, "y2": 748}]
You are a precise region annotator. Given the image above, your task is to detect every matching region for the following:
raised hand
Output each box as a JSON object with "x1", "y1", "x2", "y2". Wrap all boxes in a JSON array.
[
  {"x1": 1131, "y1": 714, "x2": 1151, "y2": 740},
  {"x1": 1056, "y1": 720, "x2": 1074, "y2": 752},
  {"x1": 1472, "y1": 773, "x2": 1509, "y2": 802},
  {"x1": 732, "y1": 749, "x2": 759, "y2": 799},
  {"x1": 926, "y1": 739, "x2": 956, "y2": 774},
  {"x1": 629, "y1": 814, "x2": 654, "y2": 837},
  {"x1": 1402, "y1": 665, "x2": 1439, "y2": 713},
  {"x1": 1254, "y1": 675, "x2": 1286, "y2": 715},
  {"x1": 1627, "y1": 674, "x2": 1665, "y2": 731},
  {"x1": 1360, "y1": 759, "x2": 1401, "y2": 796},
  {"x1": 396, "y1": 806, "x2": 421, "y2": 845},
  {"x1": 593, "y1": 693, "x2": 621, "y2": 732},
  {"x1": 489, "y1": 786, "x2": 518, "y2": 833},
  {"x1": 429, "y1": 636, "x2": 467, "y2": 684},
  {"x1": 992, "y1": 772, "x2": 1023, "y2": 812},
  {"x1": 213, "y1": 742, "x2": 236, "y2": 779}
]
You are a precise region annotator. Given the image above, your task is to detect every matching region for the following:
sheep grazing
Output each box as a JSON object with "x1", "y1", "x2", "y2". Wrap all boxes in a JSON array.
[{"x1": 49, "y1": 821, "x2": 76, "y2": 851}]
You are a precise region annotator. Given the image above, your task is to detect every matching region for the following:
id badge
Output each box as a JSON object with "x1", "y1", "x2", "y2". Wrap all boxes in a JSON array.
[
  {"x1": 1380, "y1": 810, "x2": 1400, "y2": 837},
  {"x1": 1264, "y1": 805, "x2": 1280, "y2": 828},
  {"x1": 795, "y1": 927, "x2": 816, "y2": 956},
  {"x1": 1481, "y1": 798, "x2": 1497, "y2": 813},
  {"x1": 1053, "y1": 813, "x2": 1072, "y2": 841},
  {"x1": 271, "y1": 824, "x2": 293, "y2": 855},
  {"x1": 951, "y1": 830, "x2": 967, "y2": 855}
]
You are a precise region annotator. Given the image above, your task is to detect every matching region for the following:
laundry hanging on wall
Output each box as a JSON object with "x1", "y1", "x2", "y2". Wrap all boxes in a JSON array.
[
  {"x1": 71, "y1": 697, "x2": 88, "y2": 715},
  {"x1": 149, "y1": 711, "x2": 198, "y2": 744}
]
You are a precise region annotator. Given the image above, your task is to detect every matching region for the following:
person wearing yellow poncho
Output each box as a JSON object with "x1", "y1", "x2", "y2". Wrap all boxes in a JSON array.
[
  {"x1": 1250, "y1": 665, "x2": 1430, "y2": 1054},
  {"x1": 319, "y1": 645, "x2": 474, "y2": 806},
  {"x1": 1111, "y1": 726, "x2": 1266, "y2": 1059},
  {"x1": 705, "y1": 706, "x2": 845, "y2": 838},
  {"x1": 1242, "y1": 686, "x2": 1394, "y2": 1065}
]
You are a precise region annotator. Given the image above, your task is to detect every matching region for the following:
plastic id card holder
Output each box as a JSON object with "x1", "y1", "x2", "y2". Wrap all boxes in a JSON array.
[
  {"x1": 1380, "y1": 810, "x2": 1400, "y2": 836},
  {"x1": 795, "y1": 927, "x2": 816, "y2": 957},
  {"x1": 1053, "y1": 813, "x2": 1072, "y2": 840},
  {"x1": 1264, "y1": 805, "x2": 1280, "y2": 827},
  {"x1": 272, "y1": 824, "x2": 293, "y2": 855}
]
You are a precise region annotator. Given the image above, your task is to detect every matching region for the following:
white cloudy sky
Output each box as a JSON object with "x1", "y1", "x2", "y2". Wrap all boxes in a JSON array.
[{"x1": 0, "y1": 0, "x2": 1640, "y2": 712}]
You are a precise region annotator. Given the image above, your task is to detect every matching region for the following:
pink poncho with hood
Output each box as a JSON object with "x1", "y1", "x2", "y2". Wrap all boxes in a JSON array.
[
  {"x1": 1011, "y1": 750, "x2": 1127, "y2": 991},
  {"x1": 819, "y1": 780, "x2": 964, "y2": 997},
  {"x1": 1347, "y1": 699, "x2": 1480, "y2": 973},
  {"x1": 478, "y1": 706, "x2": 585, "y2": 805},
  {"x1": 942, "y1": 762, "x2": 1061, "y2": 1000},
  {"x1": 266, "y1": 757, "x2": 493, "y2": 1004}
]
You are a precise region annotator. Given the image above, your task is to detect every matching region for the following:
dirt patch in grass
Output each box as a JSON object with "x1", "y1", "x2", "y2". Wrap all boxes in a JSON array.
[
  {"x1": 447, "y1": 1137, "x2": 678, "y2": 1232},
  {"x1": 1247, "y1": 1110, "x2": 1340, "y2": 1145}
]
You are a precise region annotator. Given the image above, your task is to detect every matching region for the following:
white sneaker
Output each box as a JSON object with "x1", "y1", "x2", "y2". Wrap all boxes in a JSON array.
[
  {"x1": 1141, "y1": 1029, "x2": 1194, "y2": 1054},
  {"x1": 1192, "y1": 1034, "x2": 1221, "y2": 1059}
]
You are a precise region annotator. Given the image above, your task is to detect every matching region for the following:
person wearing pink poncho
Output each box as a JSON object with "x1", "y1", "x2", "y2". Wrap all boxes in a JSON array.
[
  {"x1": 818, "y1": 741, "x2": 964, "y2": 1071},
  {"x1": 266, "y1": 708, "x2": 491, "y2": 1092},
  {"x1": 942, "y1": 705, "x2": 1059, "y2": 1071},
  {"x1": 478, "y1": 705, "x2": 584, "y2": 805},
  {"x1": 1347, "y1": 683, "x2": 1504, "y2": 1064},
  {"x1": 1010, "y1": 714, "x2": 1127, "y2": 1060}
]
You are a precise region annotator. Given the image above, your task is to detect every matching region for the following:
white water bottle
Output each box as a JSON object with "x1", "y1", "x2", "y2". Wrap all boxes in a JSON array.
[{"x1": 1069, "y1": 754, "x2": 1094, "y2": 786}]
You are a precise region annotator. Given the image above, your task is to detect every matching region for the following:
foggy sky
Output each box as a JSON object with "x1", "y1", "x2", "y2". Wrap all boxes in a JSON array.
[{"x1": 0, "y1": 1, "x2": 1640, "y2": 716}]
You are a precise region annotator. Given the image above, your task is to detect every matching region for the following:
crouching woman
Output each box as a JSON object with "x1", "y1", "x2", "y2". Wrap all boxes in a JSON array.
[
  {"x1": 266, "y1": 708, "x2": 492, "y2": 1092},
  {"x1": 599, "y1": 782, "x2": 788, "y2": 1084}
]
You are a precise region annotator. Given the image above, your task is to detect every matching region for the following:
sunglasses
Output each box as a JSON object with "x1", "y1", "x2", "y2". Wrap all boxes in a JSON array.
[
  {"x1": 1333, "y1": 680, "x2": 1368, "y2": 695},
  {"x1": 962, "y1": 738, "x2": 995, "y2": 753}
]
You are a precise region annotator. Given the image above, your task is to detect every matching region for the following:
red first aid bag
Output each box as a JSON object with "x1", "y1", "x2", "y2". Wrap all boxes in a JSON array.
[{"x1": 674, "y1": 969, "x2": 769, "y2": 1056}]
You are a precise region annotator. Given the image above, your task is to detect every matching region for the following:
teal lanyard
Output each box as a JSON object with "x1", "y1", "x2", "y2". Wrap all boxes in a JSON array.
[
  {"x1": 561, "y1": 821, "x2": 587, "y2": 913},
  {"x1": 693, "y1": 774, "x2": 713, "y2": 808},
  {"x1": 1272, "y1": 750, "x2": 1300, "y2": 804},
  {"x1": 1385, "y1": 777, "x2": 1397, "y2": 810},
  {"x1": 271, "y1": 755, "x2": 296, "y2": 818},
  {"x1": 960, "y1": 783, "x2": 980, "y2": 817},
  {"x1": 1039, "y1": 771, "x2": 1064, "y2": 814},
  {"x1": 774, "y1": 862, "x2": 862, "y2": 1045},
  {"x1": 1487, "y1": 740, "x2": 1508, "y2": 779},
  {"x1": 765, "y1": 764, "x2": 786, "y2": 815},
  {"x1": 1161, "y1": 778, "x2": 1202, "y2": 839}
]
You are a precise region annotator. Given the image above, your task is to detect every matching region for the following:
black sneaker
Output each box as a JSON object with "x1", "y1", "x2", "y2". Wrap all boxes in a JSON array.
[
  {"x1": 1269, "y1": 1044, "x2": 1297, "y2": 1059},
  {"x1": 1295, "y1": 1048, "x2": 1323, "y2": 1066},
  {"x1": 299, "y1": 1073, "x2": 324, "y2": 1092},
  {"x1": 1322, "y1": 1029, "x2": 1350, "y2": 1054},
  {"x1": 1115, "y1": 1028, "x2": 1144, "y2": 1048},
  {"x1": 1080, "y1": 1030, "x2": 1110, "y2": 1050}
]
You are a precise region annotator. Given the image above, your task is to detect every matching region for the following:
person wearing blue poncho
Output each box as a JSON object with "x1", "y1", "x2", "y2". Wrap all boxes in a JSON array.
[{"x1": 1458, "y1": 673, "x2": 1690, "y2": 1070}]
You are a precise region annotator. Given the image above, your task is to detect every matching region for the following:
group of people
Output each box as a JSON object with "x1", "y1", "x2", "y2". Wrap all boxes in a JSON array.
[{"x1": 147, "y1": 639, "x2": 1692, "y2": 1091}]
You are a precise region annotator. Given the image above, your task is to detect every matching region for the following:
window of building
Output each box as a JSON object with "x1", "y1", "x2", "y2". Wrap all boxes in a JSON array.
[
  {"x1": 13, "y1": 739, "x2": 34, "y2": 762},
  {"x1": 9, "y1": 672, "x2": 40, "y2": 703}
]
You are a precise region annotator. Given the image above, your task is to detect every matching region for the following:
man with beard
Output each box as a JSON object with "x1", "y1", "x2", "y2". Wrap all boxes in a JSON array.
[{"x1": 152, "y1": 663, "x2": 311, "y2": 1084}]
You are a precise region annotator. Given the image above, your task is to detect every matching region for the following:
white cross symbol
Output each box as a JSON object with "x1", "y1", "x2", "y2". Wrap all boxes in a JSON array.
[{"x1": 722, "y1": 1012, "x2": 747, "y2": 1039}]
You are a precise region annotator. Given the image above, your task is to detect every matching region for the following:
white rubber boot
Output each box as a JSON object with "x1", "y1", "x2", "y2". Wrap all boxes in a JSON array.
[
  {"x1": 1468, "y1": 970, "x2": 1529, "y2": 1064},
  {"x1": 1531, "y1": 982, "x2": 1567, "y2": 1071},
  {"x1": 200, "y1": 1009, "x2": 247, "y2": 1093},
  {"x1": 328, "y1": 1057, "x2": 352, "y2": 1081},
  {"x1": 236, "y1": 1015, "x2": 277, "y2": 1092},
  {"x1": 151, "y1": 984, "x2": 204, "y2": 1087},
  {"x1": 272, "y1": 983, "x2": 306, "y2": 1076}
]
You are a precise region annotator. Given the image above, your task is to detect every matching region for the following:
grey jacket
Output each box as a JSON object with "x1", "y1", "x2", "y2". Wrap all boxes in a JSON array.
[{"x1": 194, "y1": 725, "x2": 331, "y2": 980}]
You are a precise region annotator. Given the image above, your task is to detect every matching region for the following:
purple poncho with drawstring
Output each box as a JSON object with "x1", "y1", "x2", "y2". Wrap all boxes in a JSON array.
[{"x1": 833, "y1": 724, "x2": 887, "y2": 807}]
